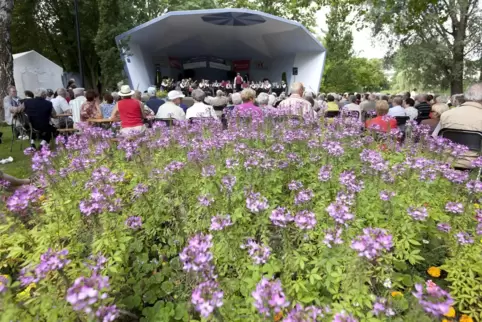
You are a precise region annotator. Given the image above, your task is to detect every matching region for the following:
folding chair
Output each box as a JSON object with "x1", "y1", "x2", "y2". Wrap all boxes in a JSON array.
[
  {"x1": 10, "y1": 113, "x2": 33, "y2": 152},
  {"x1": 439, "y1": 128, "x2": 482, "y2": 179}
]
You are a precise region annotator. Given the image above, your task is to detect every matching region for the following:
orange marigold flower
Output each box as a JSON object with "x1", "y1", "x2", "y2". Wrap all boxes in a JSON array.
[
  {"x1": 427, "y1": 266, "x2": 441, "y2": 277},
  {"x1": 460, "y1": 315, "x2": 474, "y2": 322},
  {"x1": 442, "y1": 319, "x2": 451, "y2": 322},
  {"x1": 444, "y1": 306, "x2": 455, "y2": 318},
  {"x1": 391, "y1": 291, "x2": 403, "y2": 297}
]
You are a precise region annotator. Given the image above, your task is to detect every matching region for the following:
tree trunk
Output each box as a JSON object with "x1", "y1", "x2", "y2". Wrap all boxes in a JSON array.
[
  {"x1": 450, "y1": 39, "x2": 464, "y2": 95},
  {"x1": 0, "y1": 0, "x2": 14, "y2": 122}
]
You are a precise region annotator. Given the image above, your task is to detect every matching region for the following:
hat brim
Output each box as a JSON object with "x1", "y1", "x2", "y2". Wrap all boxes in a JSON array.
[
  {"x1": 169, "y1": 94, "x2": 185, "y2": 100},
  {"x1": 118, "y1": 90, "x2": 135, "y2": 97}
]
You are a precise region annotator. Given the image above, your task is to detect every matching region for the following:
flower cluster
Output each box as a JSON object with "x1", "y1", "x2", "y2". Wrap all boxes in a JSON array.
[
  {"x1": 202, "y1": 165, "x2": 216, "y2": 177},
  {"x1": 351, "y1": 228, "x2": 393, "y2": 260},
  {"x1": 241, "y1": 239, "x2": 271, "y2": 264},
  {"x1": 339, "y1": 170, "x2": 364, "y2": 193},
  {"x1": 252, "y1": 278, "x2": 289, "y2": 316},
  {"x1": 246, "y1": 192, "x2": 269, "y2": 213},
  {"x1": 132, "y1": 184, "x2": 149, "y2": 199},
  {"x1": 191, "y1": 280, "x2": 224, "y2": 318},
  {"x1": 407, "y1": 207, "x2": 429, "y2": 221},
  {"x1": 180, "y1": 233, "x2": 214, "y2": 275},
  {"x1": 332, "y1": 311, "x2": 358, "y2": 322},
  {"x1": 318, "y1": 165, "x2": 332, "y2": 182},
  {"x1": 372, "y1": 297, "x2": 395, "y2": 317},
  {"x1": 270, "y1": 207, "x2": 293, "y2": 227},
  {"x1": 0, "y1": 275, "x2": 8, "y2": 294},
  {"x1": 413, "y1": 280, "x2": 454, "y2": 317},
  {"x1": 125, "y1": 216, "x2": 143, "y2": 230},
  {"x1": 322, "y1": 141, "x2": 344, "y2": 157},
  {"x1": 379, "y1": 190, "x2": 396, "y2": 201},
  {"x1": 326, "y1": 201, "x2": 354, "y2": 225},
  {"x1": 79, "y1": 185, "x2": 122, "y2": 216},
  {"x1": 284, "y1": 304, "x2": 327, "y2": 322},
  {"x1": 288, "y1": 180, "x2": 303, "y2": 191},
  {"x1": 20, "y1": 249, "x2": 70, "y2": 285},
  {"x1": 210, "y1": 214, "x2": 233, "y2": 231},
  {"x1": 6, "y1": 185, "x2": 43, "y2": 212},
  {"x1": 324, "y1": 227, "x2": 343, "y2": 248},
  {"x1": 66, "y1": 275, "x2": 110, "y2": 314},
  {"x1": 294, "y1": 210, "x2": 317, "y2": 230},
  {"x1": 95, "y1": 305, "x2": 119, "y2": 322},
  {"x1": 198, "y1": 194, "x2": 214, "y2": 207},
  {"x1": 445, "y1": 202, "x2": 464, "y2": 214},
  {"x1": 221, "y1": 175, "x2": 237, "y2": 193},
  {"x1": 455, "y1": 232, "x2": 474, "y2": 245},
  {"x1": 294, "y1": 189, "x2": 314, "y2": 205}
]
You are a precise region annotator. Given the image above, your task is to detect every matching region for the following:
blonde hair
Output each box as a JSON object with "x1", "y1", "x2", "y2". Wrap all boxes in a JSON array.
[
  {"x1": 431, "y1": 103, "x2": 450, "y2": 118},
  {"x1": 375, "y1": 100, "x2": 389, "y2": 116},
  {"x1": 290, "y1": 82, "x2": 304, "y2": 95},
  {"x1": 240, "y1": 88, "x2": 256, "y2": 102}
]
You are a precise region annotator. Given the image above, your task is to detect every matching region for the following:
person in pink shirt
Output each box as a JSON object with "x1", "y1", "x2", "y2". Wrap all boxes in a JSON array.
[{"x1": 233, "y1": 88, "x2": 263, "y2": 119}]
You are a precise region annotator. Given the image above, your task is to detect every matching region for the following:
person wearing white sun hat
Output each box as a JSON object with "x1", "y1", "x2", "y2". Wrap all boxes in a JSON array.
[
  {"x1": 109, "y1": 85, "x2": 146, "y2": 136},
  {"x1": 155, "y1": 90, "x2": 186, "y2": 120}
]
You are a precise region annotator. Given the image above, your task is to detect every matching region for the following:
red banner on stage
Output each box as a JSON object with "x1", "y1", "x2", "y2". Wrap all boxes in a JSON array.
[
  {"x1": 168, "y1": 57, "x2": 181, "y2": 69},
  {"x1": 232, "y1": 60, "x2": 250, "y2": 71}
]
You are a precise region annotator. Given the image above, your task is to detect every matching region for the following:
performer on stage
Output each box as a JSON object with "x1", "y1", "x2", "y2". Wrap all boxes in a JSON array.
[
  {"x1": 234, "y1": 73, "x2": 243, "y2": 92},
  {"x1": 225, "y1": 81, "x2": 233, "y2": 94},
  {"x1": 263, "y1": 79, "x2": 272, "y2": 94}
]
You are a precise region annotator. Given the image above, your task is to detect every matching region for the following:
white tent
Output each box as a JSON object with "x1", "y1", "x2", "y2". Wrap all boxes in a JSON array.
[
  {"x1": 116, "y1": 9, "x2": 326, "y2": 93},
  {"x1": 13, "y1": 50, "x2": 64, "y2": 97}
]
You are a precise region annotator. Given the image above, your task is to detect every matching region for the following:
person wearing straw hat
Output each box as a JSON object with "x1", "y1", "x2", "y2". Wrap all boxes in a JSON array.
[
  {"x1": 109, "y1": 85, "x2": 146, "y2": 136},
  {"x1": 155, "y1": 90, "x2": 186, "y2": 120}
]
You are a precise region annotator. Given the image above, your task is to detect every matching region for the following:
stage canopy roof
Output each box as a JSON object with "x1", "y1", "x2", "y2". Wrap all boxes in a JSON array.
[{"x1": 116, "y1": 9, "x2": 326, "y2": 92}]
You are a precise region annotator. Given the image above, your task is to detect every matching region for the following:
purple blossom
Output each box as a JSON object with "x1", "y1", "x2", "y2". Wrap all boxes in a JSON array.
[
  {"x1": 294, "y1": 210, "x2": 317, "y2": 230},
  {"x1": 198, "y1": 194, "x2": 214, "y2": 207},
  {"x1": 252, "y1": 278, "x2": 289, "y2": 316},
  {"x1": 202, "y1": 165, "x2": 217, "y2": 177},
  {"x1": 407, "y1": 207, "x2": 429, "y2": 221},
  {"x1": 323, "y1": 227, "x2": 343, "y2": 248},
  {"x1": 379, "y1": 191, "x2": 396, "y2": 201},
  {"x1": 372, "y1": 298, "x2": 395, "y2": 317},
  {"x1": 294, "y1": 189, "x2": 314, "y2": 205},
  {"x1": 445, "y1": 202, "x2": 464, "y2": 214},
  {"x1": 96, "y1": 305, "x2": 119, "y2": 322},
  {"x1": 225, "y1": 158, "x2": 239, "y2": 169},
  {"x1": 284, "y1": 304, "x2": 326, "y2": 321},
  {"x1": 332, "y1": 312, "x2": 358, "y2": 322},
  {"x1": 125, "y1": 216, "x2": 142, "y2": 230},
  {"x1": 288, "y1": 180, "x2": 303, "y2": 191},
  {"x1": 210, "y1": 214, "x2": 233, "y2": 231},
  {"x1": 0, "y1": 275, "x2": 8, "y2": 293},
  {"x1": 326, "y1": 201, "x2": 354, "y2": 224},
  {"x1": 6, "y1": 185, "x2": 43, "y2": 212},
  {"x1": 246, "y1": 192, "x2": 269, "y2": 213},
  {"x1": 191, "y1": 280, "x2": 224, "y2": 318},
  {"x1": 360, "y1": 149, "x2": 388, "y2": 172},
  {"x1": 242, "y1": 239, "x2": 271, "y2": 264},
  {"x1": 318, "y1": 165, "x2": 332, "y2": 182},
  {"x1": 466, "y1": 180, "x2": 482, "y2": 194},
  {"x1": 339, "y1": 170, "x2": 364, "y2": 193},
  {"x1": 455, "y1": 232, "x2": 474, "y2": 245},
  {"x1": 221, "y1": 175, "x2": 237, "y2": 193},
  {"x1": 270, "y1": 207, "x2": 293, "y2": 227},
  {"x1": 66, "y1": 275, "x2": 110, "y2": 314},
  {"x1": 180, "y1": 234, "x2": 214, "y2": 275},
  {"x1": 322, "y1": 141, "x2": 344, "y2": 156},
  {"x1": 87, "y1": 253, "x2": 108, "y2": 272},
  {"x1": 132, "y1": 184, "x2": 148, "y2": 199},
  {"x1": 471, "y1": 156, "x2": 482, "y2": 168},
  {"x1": 413, "y1": 280, "x2": 454, "y2": 317},
  {"x1": 35, "y1": 249, "x2": 71, "y2": 279},
  {"x1": 351, "y1": 228, "x2": 393, "y2": 260},
  {"x1": 437, "y1": 223, "x2": 451, "y2": 233},
  {"x1": 19, "y1": 267, "x2": 38, "y2": 286}
]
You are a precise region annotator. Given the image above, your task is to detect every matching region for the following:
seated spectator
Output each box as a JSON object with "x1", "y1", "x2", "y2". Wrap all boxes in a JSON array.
[
  {"x1": 345, "y1": 95, "x2": 361, "y2": 120},
  {"x1": 439, "y1": 83, "x2": 482, "y2": 168},
  {"x1": 278, "y1": 82, "x2": 315, "y2": 118},
  {"x1": 257, "y1": 92, "x2": 276, "y2": 112},
  {"x1": 451, "y1": 94, "x2": 465, "y2": 108},
  {"x1": 80, "y1": 90, "x2": 102, "y2": 122},
  {"x1": 52, "y1": 88, "x2": 73, "y2": 128},
  {"x1": 415, "y1": 94, "x2": 432, "y2": 121},
  {"x1": 3, "y1": 85, "x2": 22, "y2": 127},
  {"x1": 365, "y1": 100, "x2": 397, "y2": 132},
  {"x1": 186, "y1": 89, "x2": 217, "y2": 120},
  {"x1": 387, "y1": 96, "x2": 406, "y2": 117},
  {"x1": 268, "y1": 94, "x2": 276, "y2": 108},
  {"x1": 110, "y1": 85, "x2": 146, "y2": 136},
  {"x1": 100, "y1": 93, "x2": 115, "y2": 118},
  {"x1": 145, "y1": 87, "x2": 164, "y2": 114},
  {"x1": 155, "y1": 90, "x2": 186, "y2": 120},
  {"x1": 233, "y1": 88, "x2": 263, "y2": 118},
  {"x1": 421, "y1": 103, "x2": 449, "y2": 135},
  {"x1": 24, "y1": 88, "x2": 57, "y2": 148},
  {"x1": 134, "y1": 90, "x2": 154, "y2": 116},
  {"x1": 435, "y1": 95, "x2": 448, "y2": 104},
  {"x1": 326, "y1": 94, "x2": 340, "y2": 112},
  {"x1": 210, "y1": 90, "x2": 228, "y2": 108},
  {"x1": 403, "y1": 98, "x2": 418, "y2": 120},
  {"x1": 360, "y1": 94, "x2": 376, "y2": 116},
  {"x1": 69, "y1": 88, "x2": 86, "y2": 124}
]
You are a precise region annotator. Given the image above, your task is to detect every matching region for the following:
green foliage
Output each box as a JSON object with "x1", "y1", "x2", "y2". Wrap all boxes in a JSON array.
[{"x1": 0, "y1": 118, "x2": 480, "y2": 321}]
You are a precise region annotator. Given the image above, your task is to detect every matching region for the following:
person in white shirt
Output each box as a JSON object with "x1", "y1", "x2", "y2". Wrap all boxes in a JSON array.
[
  {"x1": 186, "y1": 89, "x2": 218, "y2": 120},
  {"x1": 345, "y1": 95, "x2": 362, "y2": 121},
  {"x1": 51, "y1": 88, "x2": 72, "y2": 127},
  {"x1": 69, "y1": 88, "x2": 86, "y2": 125},
  {"x1": 3, "y1": 85, "x2": 21, "y2": 126},
  {"x1": 403, "y1": 98, "x2": 418, "y2": 120},
  {"x1": 155, "y1": 90, "x2": 186, "y2": 120},
  {"x1": 387, "y1": 96, "x2": 406, "y2": 117}
]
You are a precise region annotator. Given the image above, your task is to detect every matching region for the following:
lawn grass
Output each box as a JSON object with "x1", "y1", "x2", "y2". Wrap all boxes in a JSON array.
[{"x1": 0, "y1": 125, "x2": 32, "y2": 179}]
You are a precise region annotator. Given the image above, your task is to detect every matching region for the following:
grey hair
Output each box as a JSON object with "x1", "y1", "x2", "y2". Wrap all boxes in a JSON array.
[
  {"x1": 349, "y1": 95, "x2": 357, "y2": 103},
  {"x1": 232, "y1": 93, "x2": 242, "y2": 105},
  {"x1": 112, "y1": 92, "x2": 119, "y2": 101},
  {"x1": 35, "y1": 88, "x2": 47, "y2": 98},
  {"x1": 56, "y1": 88, "x2": 67, "y2": 97},
  {"x1": 435, "y1": 95, "x2": 448, "y2": 104},
  {"x1": 268, "y1": 94, "x2": 276, "y2": 106},
  {"x1": 257, "y1": 92, "x2": 269, "y2": 106},
  {"x1": 216, "y1": 90, "x2": 223, "y2": 97},
  {"x1": 452, "y1": 94, "x2": 465, "y2": 106},
  {"x1": 192, "y1": 89, "x2": 206, "y2": 102},
  {"x1": 464, "y1": 83, "x2": 482, "y2": 102}
]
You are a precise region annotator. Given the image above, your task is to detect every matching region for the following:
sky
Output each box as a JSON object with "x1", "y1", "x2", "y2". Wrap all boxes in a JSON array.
[{"x1": 315, "y1": 7, "x2": 389, "y2": 59}]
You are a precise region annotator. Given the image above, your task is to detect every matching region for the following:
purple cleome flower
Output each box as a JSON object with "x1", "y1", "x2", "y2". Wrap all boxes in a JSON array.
[
  {"x1": 294, "y1": 189, "x2": 314, "y2": 205},
  {"x1": 246, "y1": 192, "x2": 269, "y2": 213},
  {"x1": 332, "y1": 311, "x2": 358, "y2": 322},
  {"x1": 351, "y1": 228, "x2": 393, "y2": 260},
  {"x1": 95, "y1": 305, "x2": 119, "y2": 322},
  {"x1": 202, "y1": 165, "x2": 217, "y2": 177},
  {"x1": 198, "y1": 194, "x2": 214, "y2": 207},
  {"x1": 125, "y1": 216, "x2": 142, "y2": 230},
  {"x1": 66, "y1": 275, "x2": 110, "y2": 314},
  {"x1": 318, "y1": 165, "x2": 332, "y2": 182},
  {"x1": 270, "y1": 207, "x2": 293, "y2": 227},
  {"x1": 372, "y1": 297, "x2": 395, "y2": 317},
  {"x1": 455, "y1": 232, "x2": 474, "y2": 245},
  {"x1": 288, "y1": 180, "x2": 303, "y2": 191},
  {"x1": 221, "y1": 175, "x2": 237, "y2": 193},
  {"x1": 437, "y1": 223, "x2": 451, "y2": 233},
  {"x1": 210, "y1": 214, "x2": 233, "y2": 231},
  {"x1": 284, "y1": 304, "x2": 326, "y2": 322},
  {"x1": 35, "y1": 249, "x2": 71, "y2": 279},
  {"x1": 326, "y1": 201, "x2": 354, "y2": 225},
  {"x1": 445, "y1": 202, "x2": 464, "y2": 214},
  {"x1": 324, "y1": 227, "x2": 343, "y2": 248},
  {"x1": 379, "y1": 191, "x2": 396, "y2": 201},
  {"x1": 241, "y1": 239, "x2": 271, "y2": 265},
  {"x1": 192, "y1": 280, "x2": 224, "y2": 318},
  {"x1": 132, "y1": 184, "x2": 148, "y2": 199},
  {"x1": 294, "y1": 210, "x2": 317, "y2": 230},
  {"x1": 413, "y1": 280, "x2": 454, "y2": 317},
  {"x1": 6, "y1": 185, "x2": 43, "y2": 212},
  {"x1": 252, "y1": 278, "x2": 289, "y2": 317},
  {"x1": 0, "y1": 275, "x2": 8, "y2": 294},
  {"x1": 339, "y1": 171, "x2": 364, "y2": 193},
  {"x1": 466, "y1": 180, "x2": 482, "y2": 194},
  {"x1": 407, "y1": 207, "x2": 429, "y2": 221},
  {"x1": 180, "y1": 234, "x2": 214, "y2": 275},
  {"x1": 322, "y1": 141, "x2": 345, "y2": 157}
]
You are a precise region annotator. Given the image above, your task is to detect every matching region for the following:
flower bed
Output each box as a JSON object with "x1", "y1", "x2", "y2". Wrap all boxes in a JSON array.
[{"x1": 1, "y1": 116, "x2": 481, "y2": 322}]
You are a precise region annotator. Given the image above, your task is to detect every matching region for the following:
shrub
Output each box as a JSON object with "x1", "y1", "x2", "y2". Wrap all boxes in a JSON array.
[{"x1": 1, "y1": 115, "x2": 481, "y2": 321}]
